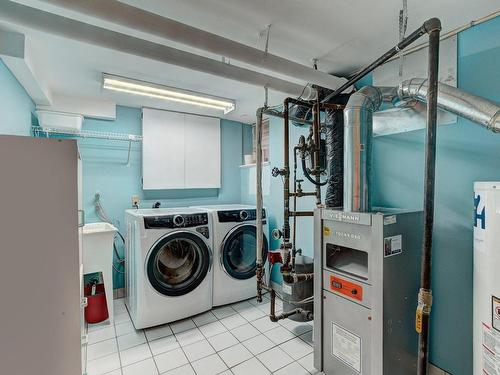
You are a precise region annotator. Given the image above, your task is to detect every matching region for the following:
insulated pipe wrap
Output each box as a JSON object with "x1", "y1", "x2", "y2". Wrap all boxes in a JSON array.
[{"x1": 325, "y1": 109, "x2": 344, "y2": 208}]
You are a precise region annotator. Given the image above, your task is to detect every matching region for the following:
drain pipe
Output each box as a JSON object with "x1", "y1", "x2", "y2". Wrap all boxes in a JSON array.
[
  {"x1": 415, "y1": 19, "x2": 441, "y2": 375},
  {"x1": 256, "y1": 106, "x2": 266, "y2": 303}
]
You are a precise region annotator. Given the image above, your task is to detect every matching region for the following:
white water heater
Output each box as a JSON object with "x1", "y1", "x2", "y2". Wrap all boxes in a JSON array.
[{"x1": 474, "y1": 182, "x2": 500, "y2": 375}]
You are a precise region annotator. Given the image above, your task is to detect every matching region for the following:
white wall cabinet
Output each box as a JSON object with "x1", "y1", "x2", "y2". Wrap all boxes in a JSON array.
[{"x1": 142, "y1": 108, "x2": 221, "y2": 190}]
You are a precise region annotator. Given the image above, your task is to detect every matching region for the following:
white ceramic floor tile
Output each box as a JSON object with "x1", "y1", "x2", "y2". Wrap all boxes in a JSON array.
[
  {"x1": 251, "y1": 316, "x2": 279, "y2": 333},
  {"x1": 192, "y1": 311, "x2": 218, "y2": 327},
  {"x1": 296, "y1": 353, "x2": 319, "y2": 374},
  {"x1": 175, "y1": 327, "x2": 205, "y2": 347},
  {"x1": 148, "y1": 334, "x2": 180, "y2": 356},
  {"x1": 264, "y1": 326, "x2": 296, "y2": 345},
  {"x1": 299, "y1": 330, "x2": 313, "y2": 346},
  {"x1": 273, "y1": 361, "x2": 309, "y2": 375},
  {"x1": 145, "y1": 324, "x2": 173, "y2": 341},
  {"x1": 241, "y1": 334, "x2": 275, "y2": 356},
  {"x1": 230, "y1": 301, "x2": 253, "y2": 312},
  {"x1": 121, "y1": 358, "x2": 159, "y2": 375},
  {"x1": 191, "y1": 353, "x2": 228, "y2": 375},
  {"x1": 162, "y1": 364, "x2": 196, "y2": 375},
  {"x1": 239, "y1": 306, "x2": 267, "y2": 322},
  {"x1": 207, "y1": 331, "x2": 239, "y2": 352},
  {"x1": 170, "y1": 318, "x2": 196, "y2": 334},
  {"x1": 117, "y1": 331, "x2": 147, "y2": 351},
  {"x1": 198, "y1": 321, "x2": 227, "y2": 338},
  {"x1": 279, "y1": 337, "x2": 313, "y2": 360},
  {"x1": 115, "y1": 321, "x2": 137, "y2": 337},
  {"x1": 120, "y1": 343, "x2": 152, "y2": 367},
  {"x1": 154, "y1": 348, "x2": 189, "y2": 373},
  {"x1": 231, "y1": 357, "x2": 270, "y2": 375},
  {"x1": 220, "y1": 314, "x2": 247, "y2": 330},
  {"x1": 88, "y1": 320, "x2": 113, "y2": 333},
  {"x1": 104, "y1": 370, "x2": 122, "y2": 375},
  {"x1": 218, "y1": 343, "x2": 253, "y2": 368},
  {"x1": 183, "y1": 339, "x2": 216, "y2": 362},
  {"x1": 88, "y1": 326, "x2": 116, "y2": 345},
  {"x1": 230, "y1": 323, "x2": 260, "y2": 342},
  {"x1": 211, "y1": 305, "x2": 237, "y2": 320},
  {"x1": 257, "y1": 346, "x2": 293, "y2": 372},
  {"x1": 87, "y1": 352, "x2": 121, "y2": 375},
  {"x1": 87, "y1": 338, "x2": 118, "y2": 362},
  {"x1": 218, "y1": 371, "x2": 233, "y2": 375},
  {"x1": 279, "y1": 319, "x2": 312, "y2": 336},
  {"x1": 114, "y1": 310, "x2": 132, "y2": 325}
]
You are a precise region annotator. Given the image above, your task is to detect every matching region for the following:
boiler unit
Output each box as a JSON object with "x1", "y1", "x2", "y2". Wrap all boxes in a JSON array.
[
  {"x1": 314, "y1": 208, "x2": 423, "y2": 374},
  {"x1": 473, "y1": 182, "x2": 500, "y2": 375}
]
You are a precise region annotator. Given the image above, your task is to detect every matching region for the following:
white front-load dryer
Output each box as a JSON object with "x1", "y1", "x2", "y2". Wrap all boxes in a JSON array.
[
  {"x1": 193, "y1": 204, "x2": 268, "y2": 306},
  {"x1": 125, "y1": 208, "x2": 213, "y2": 329}
]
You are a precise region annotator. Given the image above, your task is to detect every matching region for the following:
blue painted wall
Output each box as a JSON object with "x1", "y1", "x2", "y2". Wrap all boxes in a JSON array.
[
  {"x1": 80, "y1": 106, "x2": 245, "y2": 289},
  {"x1": 372, "y1": 17, "x2": 500, "y2": 375},
  {"x1": 242, "y1": 16, "x2": 500, "y2": 374},
  {"x1": 0, "y1": 59, "x2": 35, "y2": 135}
]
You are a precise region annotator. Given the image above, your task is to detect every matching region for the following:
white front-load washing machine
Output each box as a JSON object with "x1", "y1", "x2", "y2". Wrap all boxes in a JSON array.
[
  {"x1": 192, "y1": 204, "x2": 268, "y2": 306},
  {"x1": 125, "y1": 208, "x2": 213, "y2": 329}
]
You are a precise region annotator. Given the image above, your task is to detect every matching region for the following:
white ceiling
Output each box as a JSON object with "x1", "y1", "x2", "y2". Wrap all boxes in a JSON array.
[{"x1": 1, "y1": 0, "x2": 499, "y2": 124}]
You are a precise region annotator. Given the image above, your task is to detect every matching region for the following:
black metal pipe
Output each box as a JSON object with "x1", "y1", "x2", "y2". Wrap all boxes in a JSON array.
[
  {"x1": 322, "y1": 18, "x2": 439, "y2": 103},
  {"x1": 417, "y1": 18, "x2": 441, "y2": 375}
]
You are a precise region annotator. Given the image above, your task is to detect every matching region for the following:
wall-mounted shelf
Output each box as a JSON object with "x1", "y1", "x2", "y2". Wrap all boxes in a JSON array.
[
  {"x1": 32, "y1": 126, "x2": 142, "y2": 142},
  {"x1": 31, "y1": 126, "x2": 142, "y2": 165}
]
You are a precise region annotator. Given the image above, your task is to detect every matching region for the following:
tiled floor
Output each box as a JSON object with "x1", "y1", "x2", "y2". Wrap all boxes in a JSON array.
[{"x1": 85, "y1": 294, "x2": 319, "y2": 375}]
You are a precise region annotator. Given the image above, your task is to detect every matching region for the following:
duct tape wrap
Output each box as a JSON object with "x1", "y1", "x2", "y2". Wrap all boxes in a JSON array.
[{"x1": 325, "y1": 109, "x2": 344, "y2": 208}]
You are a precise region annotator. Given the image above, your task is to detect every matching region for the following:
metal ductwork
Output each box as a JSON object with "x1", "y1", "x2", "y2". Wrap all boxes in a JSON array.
[
  {"x1": 399, "y1": 78, "x2": 500, "y2": 133},
  {"x1": 342, "y1": 80, "x2": 500, "y2": 213}
]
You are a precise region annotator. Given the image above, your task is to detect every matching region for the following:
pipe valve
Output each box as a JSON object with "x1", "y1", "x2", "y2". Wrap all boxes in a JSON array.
[{"x1": 271, "y1": 167, "x2": 287, "y2": 177}]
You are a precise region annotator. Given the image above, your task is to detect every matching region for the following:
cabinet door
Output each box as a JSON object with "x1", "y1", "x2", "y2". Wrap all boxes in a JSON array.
[
  {"x1": 142, "y1": 108, "x2": 185, "y2": 189},
  {"x1": 184, "y1": 115, "x2": 221, "y2": 188}
]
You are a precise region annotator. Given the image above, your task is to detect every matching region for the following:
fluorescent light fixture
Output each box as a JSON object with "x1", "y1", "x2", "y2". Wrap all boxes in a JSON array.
[{"x1": 102, "y1": 73, "x2": 235, "y2": 114}]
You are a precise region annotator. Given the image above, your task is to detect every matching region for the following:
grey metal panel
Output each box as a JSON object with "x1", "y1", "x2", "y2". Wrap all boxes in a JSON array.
[
  {"x1": 382, "y1": 211, "x2": 423, "y2": 374},
  {"x1": 317, "y1": 210, "x2": 422, "y2": 375},
  {"x1": 0, "y1": 136, "x2": 81, "y2": 375},
  {"x1": 372, "y1": 36, "x2": 457, "y2": 136},
  {"x1": 322, "y1": 209, "x2": 372, "y2": 226},
  {"x1": 323, "y1": 290, "x2": 372, "y2": 375}
]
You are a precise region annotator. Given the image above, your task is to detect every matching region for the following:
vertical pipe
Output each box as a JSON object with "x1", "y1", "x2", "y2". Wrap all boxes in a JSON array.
[
  {"x1": 256, "y1": 107, "x2": 264, "y2": 302},
  {"x1": 283, "y1": 99, "x2": 291, "y2": 258},
  {"x1": 417, "y1": 18, "x2": 441, "y2": 375},
  {"x1": 313, "y1": 95, "x2": 322, "y2": 205}
]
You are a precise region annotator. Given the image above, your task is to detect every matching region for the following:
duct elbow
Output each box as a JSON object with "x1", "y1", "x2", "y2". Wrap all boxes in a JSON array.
[
  {"x1": 423, "y1": 18, "x2": 442, "y2": 34},
  {"x1": 345, "y1": 86, "x2": 384, "y2": 112},
  {"x1": 489, "y1": 110, "x2": 500, "y2": 133}
]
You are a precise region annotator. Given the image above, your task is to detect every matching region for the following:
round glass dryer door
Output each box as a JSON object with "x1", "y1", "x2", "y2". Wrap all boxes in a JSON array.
[
  {"x1": 221, "y1": 225, "x2": 268, "y2": 280},
  {"x1": 147, "y1": 232, "x2": 211, "y2": 297}
]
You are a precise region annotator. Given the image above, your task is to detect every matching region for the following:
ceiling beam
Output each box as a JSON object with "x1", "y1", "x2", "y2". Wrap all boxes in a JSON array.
[
  {"x1": 37, "y1": 0, "x2": 346, "y2": 90},
  {"x1": 0, "y1": 1, "x2": 306, "y2": 97},
  {"x1": 0, "y1": 28, "x2": 52, "y2": 105}
]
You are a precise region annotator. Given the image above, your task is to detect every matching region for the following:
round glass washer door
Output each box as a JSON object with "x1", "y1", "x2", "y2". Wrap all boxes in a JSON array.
[
  {"x1": 221, "y1": 225, "x2": 268, "y2": 280},
  {"x1": 147, "y1": 232, "x2": 211, "y2": 297}
]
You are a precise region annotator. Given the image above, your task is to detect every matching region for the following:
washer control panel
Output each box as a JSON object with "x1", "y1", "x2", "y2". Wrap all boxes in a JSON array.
[
  {"x1": 218, "y1": 209, "x2": 266, "y2": 223},
  {"x1": 144, "y1": 213, "x2": 209, "y2": 229}
]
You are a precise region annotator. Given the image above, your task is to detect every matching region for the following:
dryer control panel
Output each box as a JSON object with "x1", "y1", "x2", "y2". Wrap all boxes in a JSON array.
[
  {"x1": 144, "y1": 213, "x2": 209, "y2": 229},
  {"x1": 218, "y1": 209, "x2": 266, "y2": 223}
]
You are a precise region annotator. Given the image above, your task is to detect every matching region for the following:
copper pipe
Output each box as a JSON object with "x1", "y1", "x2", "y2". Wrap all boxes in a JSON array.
[
  {"x1": 289, "y1": 192, "x2": 317, "y2": 197},
  {"x1": 290, "y1": 211, "x2": 315, "y2": 217}
]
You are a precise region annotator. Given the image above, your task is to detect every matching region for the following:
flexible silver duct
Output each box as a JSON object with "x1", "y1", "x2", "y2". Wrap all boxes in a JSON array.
[
  {"x1": 399, "y1": 78, "x2": 500, "y2": 133},
  {"x1": 343, "y1": 79, "x2": 500, "y2": 213}
]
